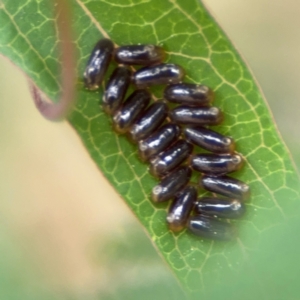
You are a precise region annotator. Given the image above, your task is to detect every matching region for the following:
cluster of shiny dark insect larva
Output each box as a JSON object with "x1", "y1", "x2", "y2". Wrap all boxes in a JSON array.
[{"x1": 84, "y1": 38, "x2": 250, "y2": 241}]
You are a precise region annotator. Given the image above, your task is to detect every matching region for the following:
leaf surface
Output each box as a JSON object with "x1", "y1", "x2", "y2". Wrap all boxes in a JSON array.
[{"x1": 0, "y1": 0, "x2": 300, "y2": 298}]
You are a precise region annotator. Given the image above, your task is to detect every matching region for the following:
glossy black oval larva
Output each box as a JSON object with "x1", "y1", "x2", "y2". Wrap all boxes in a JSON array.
[
  {"x1": 133, "y1": 63, "x2": 185, "y2": 88},
  {"x1": 167, "y1": 185, "x2": 197, "y2": 232},
  {"x1": 129, "y1": 101, "x2": 168, "y2": 142},
  {"x1": 84, "y1": 38, "x2": 114, "y2": 90},
  {"x1": 138, "y1": 123, "x2": 181, "y2": 161},
  {"x1": 188, "y1": 215, "x2": 236, "y2": 241},
  {"x1": 113, "y1": 89, "x2": 151, "y2": 133},
  {"x1": 184, "y1": 126, "x2": 235, "y2": 154},
  {"x1": 195, "y1": 197, "x2": 246, "y2": 219},
  {"x1": 191, "y1": 153, "x2": 244, "y2": 175},
  {"x1": 152, "y1": 166, "x2": 192, "y2": 203},
  {"x1": 201, "y1": 175, "x2": 250, "y2": 201},
  {"x1": 169, "y1": 106, "x2": 223, "y2": 126},
  {"x1": 164, "y1": 83, "x2": 214, "y2": 106},
  {"x1": 114, "y1": 44, "x2": 165, "y2": 65},
  {"x1": 149, "y1": 139, "x2": 193, "y2": 178},
  {"x1": 103, "y1": 66, "x2": 131, "y2": 115}
]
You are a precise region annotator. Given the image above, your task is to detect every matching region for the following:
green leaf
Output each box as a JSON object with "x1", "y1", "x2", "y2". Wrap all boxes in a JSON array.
[{"x1": 1, "y1": 0, "x2": 300, "y2": 298}]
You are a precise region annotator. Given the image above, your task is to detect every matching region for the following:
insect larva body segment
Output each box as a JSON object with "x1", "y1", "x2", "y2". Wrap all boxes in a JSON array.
[
  {"x1": 195, "y1": 197, "x2": 246, "y2": 219},
  {"x1": 167, "y1": 185, "x2": 197, "y2": 232},
  {"x1": 138, "y1": 123, "x2": 181, "y2": 161},
  {"x1": 103, "y1": 66, "x2": 131, "y2": 115},
  {"x1": 84, "y1": 38, "x2": 114, "y2": 90},
  {"x1": 201, "y1": 175, "x2": 250, "y2": 201},
  {"x1": 164, "y1": 83, "x2": 214, "y2": 106},
  {"x1": 188, "y1": 215, "x2": 237, "y2": 241},
  {"x1": 133, "y1": 63, "x2": 185, "y2": 88},
  {"x1": 129, "y1": 101, "x2": 168, "y2": 142},
  {"x1": 149, "y1": 139, "x2": 193, "y2": 178},
  {"x1": 114, "y1": 44, "x2": 165, "y2": 65},
  {"x1": 184, "y1": 126, "x2": 235, "y2": 154},
  {"x1": 113, "y1": 89, "x2": 151, "y2": 133},
  {"x1": 169, "y1": 106, "x2": 223, "y2": 126},
  {"x1": 152, "y1": 166, "x2": 192, "y2": 203},
  {"x1": 191, "y1": 153, "x2": 244, "y2": 175}
]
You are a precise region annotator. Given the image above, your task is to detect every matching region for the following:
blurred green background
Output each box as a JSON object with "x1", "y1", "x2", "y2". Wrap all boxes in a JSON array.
[{"x1": 0, "y1": 0, "x2": 299, "y2": 299}]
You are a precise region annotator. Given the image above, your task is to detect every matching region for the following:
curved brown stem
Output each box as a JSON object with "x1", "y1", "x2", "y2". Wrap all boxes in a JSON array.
[{"x1": 31, "y1": 0, "x2": 76, "y2": 121}]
